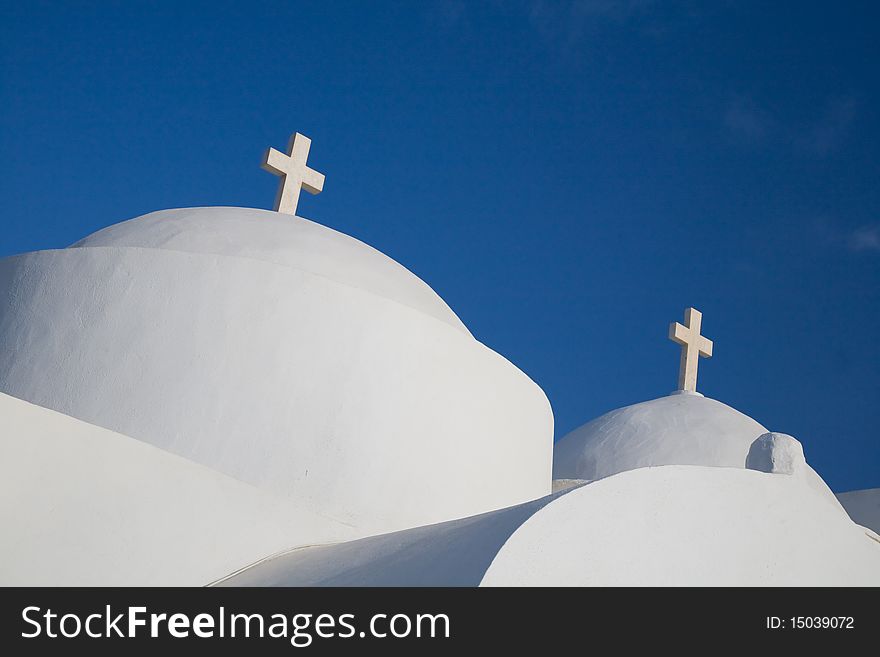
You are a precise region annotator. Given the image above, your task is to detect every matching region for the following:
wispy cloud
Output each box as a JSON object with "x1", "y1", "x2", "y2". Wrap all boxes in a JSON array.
[
  {"x1": 527, "y1": 0, "x2": 659, "y2": 45},
  {"x1": 848, "y1": 225, "x2": 880, "y2": 253},
  {"x1": 797, "y1": 97, "x2": 857, "y2": 155},
  {"x1": 723, "y1": 97, "x2": 773, "y2": 142},
  {"x1": 723, "y1": 94, "x2": 858, "y2": 155},
  {"x1": 812, "y1": 218, "x2": 880, "y2": 255},
  {"x1": 430, "y1": 1, "x2": 696, "y2": 51},
  {"x1": 570, "y1": 0, "x2": 658, "y2": 20},
  {"x1": 428, "y1": 0, "x2": 467, "y2": 29}
]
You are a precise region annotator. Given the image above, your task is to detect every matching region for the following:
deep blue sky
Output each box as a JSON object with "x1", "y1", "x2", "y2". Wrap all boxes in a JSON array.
[{"x1": 2, "y1": 2, "x2": 877, "y2": 492}]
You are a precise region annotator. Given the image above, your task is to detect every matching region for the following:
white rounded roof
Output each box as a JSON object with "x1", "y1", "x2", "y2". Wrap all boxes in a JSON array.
[
  {"x1": 0, "y1": 207, "x2": 552, "y2": 537},
  {"x1": 0, "y1": 391, "x2": 354, "y2": 586},
  {"x1": 553, "y1": 392, "x2": 768, "y2": 481},
  {"x1": 837, "y1": 488, "x2": 880, "y2": 534},
  {"x1": 218, "y1": 464, "x2": 880, "y2": 587},
  {"x1": 71, "y1": 207, "x2": 469, "y2": 335},
  {"x1": 484, "y1": 465, "x2": 880, "y2": 586}
]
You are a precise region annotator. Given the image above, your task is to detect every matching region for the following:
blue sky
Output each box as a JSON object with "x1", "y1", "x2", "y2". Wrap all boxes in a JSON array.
[{"x1": 1, "y1": 1, "x2": 877, "y2": 491}]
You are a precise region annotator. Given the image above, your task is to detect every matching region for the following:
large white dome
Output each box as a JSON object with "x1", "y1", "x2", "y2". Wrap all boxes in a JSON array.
[
  {"x1": 0, "y1": 207, "x2": 553, "y2": 537},
  {"x1": 553, "y1": 392, "x2": 768, "y2": 481},
  {"x1": 71, "y1": 207, "x2": 469, "y2": 334}
]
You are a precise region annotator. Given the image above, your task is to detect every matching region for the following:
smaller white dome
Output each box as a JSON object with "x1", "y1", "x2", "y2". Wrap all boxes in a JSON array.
[{"x1": 553, "y1": 392, "x2": 768, "y2": 481}]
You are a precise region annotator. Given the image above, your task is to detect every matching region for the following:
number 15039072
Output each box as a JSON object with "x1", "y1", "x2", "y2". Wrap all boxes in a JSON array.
[{"x1": 766, "y1": 616, "x2": 854, "y2": 630}]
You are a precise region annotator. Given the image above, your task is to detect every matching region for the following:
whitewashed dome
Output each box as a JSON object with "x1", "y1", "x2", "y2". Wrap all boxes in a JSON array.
[
  {"x1": 0, "y1": 207, "x2": 553, "y2": 537},
  {"x1": 71, "y1": 207, "x2": 469, "y2": 333},
  {"x1": 553, "y1": 392, "x2": 768, "y2": 481}
]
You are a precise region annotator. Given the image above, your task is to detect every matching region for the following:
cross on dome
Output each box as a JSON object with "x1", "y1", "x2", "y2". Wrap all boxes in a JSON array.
[
  {"x1": 261, "y1": 133, "x2": 325, "y2": 216},
  {"x1": 668, "y1": 307, "x2": 713, "y2": 393}
]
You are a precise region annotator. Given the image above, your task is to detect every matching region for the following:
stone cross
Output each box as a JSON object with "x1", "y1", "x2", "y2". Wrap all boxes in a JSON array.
[
  {"x1": 261, "y1": 133, "x2": 325, "y2": 216},
  {"x1": 668, "y1": 307, "x2": 713, "y2": 393}
]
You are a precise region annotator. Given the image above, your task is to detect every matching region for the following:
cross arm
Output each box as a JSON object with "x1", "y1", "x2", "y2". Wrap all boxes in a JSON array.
[
  {"x1": 669, "y1": 322, "x2": 689, "y2": 345},
  {"x1": 698, "y1": 336, "x2": 713, "y2": 357},
  {"x1": 261, "y1": 147, "x2": 288, "y2": 176},
  {"x1": 302, "y1": 168, "x2": 325, "y2": 195}
]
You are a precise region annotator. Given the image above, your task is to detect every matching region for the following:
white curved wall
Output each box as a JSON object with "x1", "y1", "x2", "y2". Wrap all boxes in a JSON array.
[
  {"x1": 216, "y1": 463, "x2": 880, "y2": 587},
  {"x1": 0, "y1": 393, "x2": 354, "y2": 586},
  {"x1": 0, "y1": 237, "x2": 552, "y2": 536},
  {"x1": 837, "y1": 488, "x2": 880, "y2": 534},
  {"x1": 553, "y1": 393, "x2": 767, "y2": 481},
  {"x1": 483, "y1": 466, "x2": 880, "y2": 586},
  {"x1": 216, "y1": 491, "x2": 574, "y2": 586}
]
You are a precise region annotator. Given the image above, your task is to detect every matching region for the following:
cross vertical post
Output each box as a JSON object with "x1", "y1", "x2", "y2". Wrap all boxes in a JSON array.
[{"x1": 668, "y1": 307, "x2": 713, "y2": 393}]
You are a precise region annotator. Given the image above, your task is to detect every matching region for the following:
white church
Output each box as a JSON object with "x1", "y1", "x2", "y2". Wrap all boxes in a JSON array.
[{"x1": 1, "y1": 133, "x2": 878, "y2": 586}]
